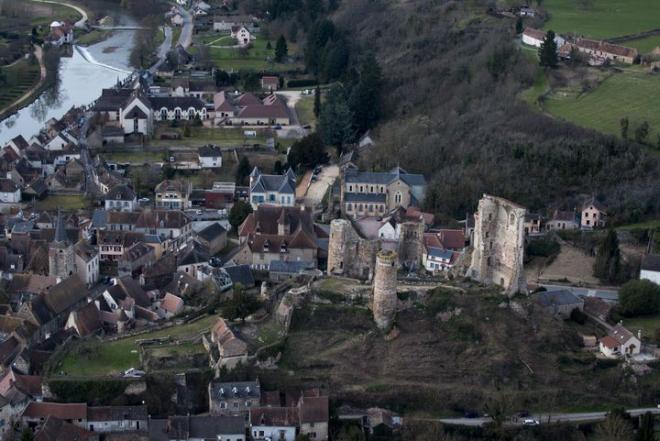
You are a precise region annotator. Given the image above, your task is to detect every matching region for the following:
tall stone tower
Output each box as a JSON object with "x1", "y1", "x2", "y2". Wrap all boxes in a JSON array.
[
  {"x1": 327, "y1": 219, "x2": 352, "y2": 276},
  {"x1": 49, "y1": 211, "x2": 75, "y2": 279},
  {"x1": 397, "y1": 220, "x2": 424, "y2": 269},
  {"x1": 467, "y1": 194, "x2": 527, "y2": 296},
  {"x1": 372, "y1": 250, "x2": 398, "y2": 331}
]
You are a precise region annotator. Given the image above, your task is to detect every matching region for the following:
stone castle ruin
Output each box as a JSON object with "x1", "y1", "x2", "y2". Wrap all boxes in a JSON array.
[
  {"x1": 468, "y1": 194, "x2": 527, "y2": 296},
  {"x1": 372, "y1": 250, "x2": 398, "y2": 331},
  {"x1": 326, "y1": 214, "x2": 424, "y2": 280}
]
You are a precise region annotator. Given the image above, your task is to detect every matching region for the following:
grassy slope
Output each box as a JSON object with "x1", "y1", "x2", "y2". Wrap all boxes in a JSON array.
[
  {"x1": 35, "y1": 194, "x2": 90, "y2": 211},
  {"x1": 543, "y1": 68, "x2": 660, "y2": 142},
  {"x1": 543, "y1": 0, "x2": 660, "y2": 39},
  {"x1": 624, "y1": 35, "x2": 660, "y2": 54},
  {"x1": 0, "y1": 58, "x2": 40, "y2": 109},
  {"x1": 202, "y1": 36, "x2": 303, "y2": 72}
]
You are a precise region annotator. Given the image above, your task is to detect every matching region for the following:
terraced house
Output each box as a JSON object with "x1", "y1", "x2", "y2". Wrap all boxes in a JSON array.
[{"x1": 341, "y1": 167, "x2": 427, "y2": 218}]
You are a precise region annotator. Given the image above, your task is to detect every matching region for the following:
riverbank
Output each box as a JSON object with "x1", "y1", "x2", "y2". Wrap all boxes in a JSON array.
[{"x1": 0, "y1": 46, "x2": 48, "y2": 121}]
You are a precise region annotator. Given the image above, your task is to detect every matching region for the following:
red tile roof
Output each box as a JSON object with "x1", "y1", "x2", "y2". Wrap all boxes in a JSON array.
[{"x1": 23, "y1": 402, "x2": 87, "y2": 420}]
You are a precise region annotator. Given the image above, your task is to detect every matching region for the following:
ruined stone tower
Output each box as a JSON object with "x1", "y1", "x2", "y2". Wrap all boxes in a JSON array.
[
  {"x1": 327, "y1": 219, "x2": 378, "y2": 280},
  {"x1": 372, "y1": 250, "x2": 398, "y2": 331},
  {"x1": 48, "y1": 211, "x2": 75, "y2": 279},
  {"x1": 467, "y1": 194, "x2": 527, "y2": 296},
  {"x1": 397, "y1": 220, "x2": 424, "y2": 269}
]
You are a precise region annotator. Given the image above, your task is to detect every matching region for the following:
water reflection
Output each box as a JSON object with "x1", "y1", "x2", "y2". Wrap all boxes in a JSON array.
[{"x1": 0, "y1": 24, "x2": 136, "y2": 145}]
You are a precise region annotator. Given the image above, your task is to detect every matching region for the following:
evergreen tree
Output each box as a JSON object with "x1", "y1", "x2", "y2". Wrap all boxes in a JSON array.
[
  {"x1": 319, "y1": 84, "x2": 354, "y2": 156},
  {"x1": 229, "y1": 201, "x2": 253, "y2": 233},
  {"x1": 635, "y1": 121, "x2": 650, "y2": 144},
  {"x1": 287, "y1": 133, "x2": 328, "y2": 170},
  {"x1": 275, "y1": 35, "x2": 288, "y2": 63},
  {"x1": 636, "y1": 412, "x2": 656, "y2": 441},
  {"x1": 266, "y1": 40, "x2": 272, "y2": 50},
  {"x1": 593, "y1": 229, "x2": 623, "y2": 284},
  {"x1": 235, "y1": 156, "x2": 252, "y2": 185},
  {"x1": 539, "y1": 30, "x2": 558, "y2": 68},
  {"x1": 313, "y1": 85, "x2": 321, "y2": 117},
  {"x1": 349, "y1": 54, "x2": 383, "y2": 134},
  {"x1": 515, "y1": 17, "x2": 523, "y2": 34}
]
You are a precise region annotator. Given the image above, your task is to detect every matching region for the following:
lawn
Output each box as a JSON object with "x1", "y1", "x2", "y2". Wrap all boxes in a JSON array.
[
  {"x1": 204, "y1": 37, "x2": 303, "y2": 73},
  {"x1": 150, "y1": 126, "x2": 269, "y2": 147},
  {"x1": 542, "y1": 69, "x2": 660, "y2": 142},
  {"x1": 617, "y1": 220, "x2": 660, "y2": 230},
  {"x1": 76, "y1": 29, "x2": 113, "y2": 46},
  {"x1": 543, "y1": 0, "x2": 660, "y2": 39},
  {"x1": 621, "y1": 314, "x2": 660, "y2": 342},
  {"x1": 35, "y1": 194, "x2": 90, "y2": 211},
  {"x1": 54, "y1": 314, "x2": 221, "y2": 377},
  {"x1": 30, "y1": 2, "x2": 81, "y2": 27},
  {"x1": 103, "y1": 151, "x2": 165, "y2": 164},
  {"x1": 295, "y1": 96, "x2": 318, "y2": 129}
]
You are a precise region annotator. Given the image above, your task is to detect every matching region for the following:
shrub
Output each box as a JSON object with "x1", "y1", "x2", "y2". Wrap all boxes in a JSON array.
[
  {"x1": 526, "y1": 237, "x2": 560, "y2": 258},
  {"x1": 570, "y1": 308, "x2": 587, "y2": 325},
  {"x1": 287, "y1": 79, "x2": 317, "y2": 88}
]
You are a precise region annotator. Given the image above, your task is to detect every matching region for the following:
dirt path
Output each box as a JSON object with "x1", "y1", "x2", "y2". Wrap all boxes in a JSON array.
[{"x1": 0, "y1": 46, "x2": 46, "y2": 118}]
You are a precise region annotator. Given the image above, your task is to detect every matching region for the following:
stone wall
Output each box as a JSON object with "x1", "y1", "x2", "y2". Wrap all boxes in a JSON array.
[
  {"x1": 467, "y1": 194, "x2": 527, "y2": 296},
  {"x1": 398, "y1": 220, "x2": 424, "y2": 269},
  {"x1": 372, "y1": 250, "x2": 398, "y2": 331},
  {"x1": 327, "y1": 219, "x2": 379, "y2": 280}
]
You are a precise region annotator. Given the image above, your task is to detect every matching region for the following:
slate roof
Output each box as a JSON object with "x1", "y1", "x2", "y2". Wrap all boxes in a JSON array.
[
  {"x1": 427, "y1": 247, "x2": 453, "y2": 260},
  {"x1": 222, "y1": 265, "x2": 255, "y2": 287},
  {"x1": 345, "y1": 167, "x2": 426, "y2": 187},
  {"x1": 210, "y1": 380, "x2": 260, "y2": 401},
  {"x1": 0, "y1": 178, "x2": 18, "y2": 193},
  {"x1": 536, "y1": 290, "x2": 583, "y2": 308},
  {"x1": 641, "y1": 254, "x2": 660, "y2": 272},
  {"x1": 344, "y1": 193, "x2": 387, "y2": 203},
  {"x1": 136, "y1": 210, "x2": 190, "y2": 229},
  {"x1": 197, "y1": 222, "x2": 227, "y2": 242},
  {"x1": 199, "y1": 144, "x2": 223, "y2": 157},
  {"x1": 269, "y1": 260, "x2": 316, "y2": 274},
  {"x1": 250, "y1": 170, "x2": 295, "y2": 194},
  {"x1": 106, "y1": 185, "x2": 136, "y2": 201},
  {"x1": 87, "y1": 405, "x2": 148, "y2": 421},
  {"x1": 610, "y1": 324, "x2": 637, "y2": 345},
  {"x1": 45, "y1": 276, "x2": 88, "y2": 315},
  {"x1": 150, "y1": 96, "x2": 206, "y2": 110},
  {"x1": 34, "y1": 416, "x2": 97, "y2": 441}
]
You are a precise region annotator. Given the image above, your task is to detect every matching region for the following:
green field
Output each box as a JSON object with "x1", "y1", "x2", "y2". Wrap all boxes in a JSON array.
[
  {"x1": 76, "y1": 29, "x2": 113, "y2": 46},
  {"x1": 542, "y1": 69, "x2": 660, "y2": 142},
  {"x1": 102, "y1": 151, "x2": 165, "y2": 164},
  {"x1": 0, "y1": 58, "x2": 41, "y2": 110},
  {"x1": 623, "y1": 35, "x2": 660, "y2": 54},
  {"x1": 54, "y1": 314, "x2": 220, "y2": 377},
  {"x1": 35, "y1": 194, "x2": 90, "y2": 211},
  {"x1": 151, "y1": 126, "x2": 269, "y2": 147},
  {"x1": 543, "y1": 0, "x2": 660, "y2": 39},
  {"x1": 201, "y1": 37, "x2": 303, "y2": 73},
  {"x1": 620, "y1": 314, "x2": 660, "y2": 342},
  {"x1": 295, "y1": 96, "x2": 317, "y2": 128}
]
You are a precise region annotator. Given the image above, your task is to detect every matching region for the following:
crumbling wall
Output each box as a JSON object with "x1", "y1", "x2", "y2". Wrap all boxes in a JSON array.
[
  {"x1": 398, "y1": 220, "x2": 424, "y2": 269},
  {"x1": 372, "y1": 250, "x2": 398, "y2": 331},
  {"x1": 327, "y1": 219, "x2": 379, "y2": 280},
  {"x1": 467, "y1": 194, "x2": 527, "y2": 296}
]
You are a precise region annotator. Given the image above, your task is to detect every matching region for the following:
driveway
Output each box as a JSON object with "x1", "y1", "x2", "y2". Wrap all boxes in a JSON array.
[
  {"x1": 276, "y1": 91, "x2": 307, "y2": 139},
  {"x1": 149, "y1": 25, "x2": 173, "y2": 73},
  {"x1": 176, "y1": 6, "x2": 194, "y2": 48},
  {"x1": 301, "y1": 165, "x2": 339, "y2": 207}
]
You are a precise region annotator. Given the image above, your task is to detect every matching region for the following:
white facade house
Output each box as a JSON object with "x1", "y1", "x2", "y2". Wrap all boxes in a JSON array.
[
  {"x1": 121, "y1": 96, "x2": 153, "y2": 136},
  {"x1": 44, "y1": 133, "x2": 70, "y2": 151},
  {"x1": 423, "y1": 247, "x2": 455, "y2": 272},
  {"x1": 248, "y1": 167, "x2": 296, "y2": 209},
  {"x1": 581, "y1": 197, "x2": 606, "y2": 229},
  {"x1": 0, "y1": 179, "x2": 21, "y2": 203},
  {"x1": 522, "y1": 27, "x2": 565, "y2": 48},
  {"x1": 75, "y1": 242, "x2": 100, "y2": 287},
  {"x1": 250, "y1": 424, "x2": 296, "y2": 441},
  {"x1": 199, "y1": 145, "x2": 223, "y2": 169},
  {"x1": 599, "y1": 325, "x2": 641, "y2": 359},
  {"x1": 377, "y1": 220, "x2": 397, "y2": 240},
  {"x1": 151, "y1": 97, "x2": 208, "y2": 122},
  {"x1": 231, "y1": 26, "x2": 253, "y2": 46},
  {"x1": 105, "y1": 185, "x2": 138, "y2": 212},
  {"x1": 640, "y1": 255, "x2": 660, "y2": 285}
]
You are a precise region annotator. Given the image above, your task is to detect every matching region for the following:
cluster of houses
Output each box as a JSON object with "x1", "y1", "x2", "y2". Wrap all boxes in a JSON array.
[
  {"x1": 523, "y1": 197, "x2": 607, "y2": 235},
  {"x1": 92, "y1": 74, "x2": 292, "y2": 141},
  {"x1": 46, "y1": 21, "x2": 74, "y2": 47},
  {"x1": 522, "y1": 27, "x2": 639, "y2": 65}
]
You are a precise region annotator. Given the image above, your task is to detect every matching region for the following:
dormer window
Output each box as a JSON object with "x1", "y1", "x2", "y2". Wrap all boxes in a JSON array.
[
  {"x1": 263, "y1": 240, "x2": 270, "y2": 252},
  {"x1": 280, "y1": 242, "x2": 288, "y2": 253}
]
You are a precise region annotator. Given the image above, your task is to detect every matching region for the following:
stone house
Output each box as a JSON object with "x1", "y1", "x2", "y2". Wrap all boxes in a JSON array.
[
  {"x1": 236, "y1": 205, "x2": 318, "y2": 270},
  {"x1": 341, "y1": 167, "x2": 426, "y2": 218},
  {"x1": 208, "y1": 318, "x2": 248, "y2": 371},
  {"x1": 65, "y1": 302, "x2": 102, "y2": 337},
  {"x1": 195, "y1": 222, "x2": 227, "y2": 256},
  {"x1": 574, "y1": 38, "x2": 638, "y2": 64},
  {"x1": 536, "y1": 289, "x2": 584, "y2": 318},
  {"x1": 74, "y1": 241, "x2": 100, "y2": 287},
  {"x1": 209, "y1": 379, "x2": 261, "y2": 416},
  {"x1": 581, "y1": 197, "x2": 606, "y2": 229},
  {"x1": 545, "y1": 209, "x2": 579, "y2": 231},
  {"x1": 600, "y1": 324, "x2": 641, "y2": 358},
  {"x1": 523, "y1": 213, "x2": 542, "y2": 235},
  {"x1": 155, "y1": 179, "x2": 192, "y2": 209},
  {"x1": 248, "y1": 167, "x2": 296, "y2": 209},
  {"x1": 104, "y1": 185, "x2": 137, "y2": 212},
  {"x1": 213, "y1": 92, "x2": 291, "y2": 126},
  {"x1": 97, "y1": 231, "x2": 145, "y2": 262},
  {"x1": 0, "y1": 179, "x2": 21, "y2": 203},
  {"x1": 249, "y1": 407, "x2": 298, "y2": 441},
  {"x1": 86, "y1": 405, "x2": 148, "y2": 433}
]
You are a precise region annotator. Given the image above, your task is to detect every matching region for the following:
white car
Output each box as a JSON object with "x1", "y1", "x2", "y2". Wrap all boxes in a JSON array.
[
  {"x1": 522, "y1": 419, "x2": 539, "y2": 426},
  {"x1": 123, "y1": 368, "x2": 145, "y2": 378}
]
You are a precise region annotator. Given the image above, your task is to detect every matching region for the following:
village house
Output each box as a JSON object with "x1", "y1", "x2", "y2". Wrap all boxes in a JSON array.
[
  {"x1": 206, "y1": 318, "x2": 248, "y2": 371},
  {"x1": 149, "y1": 415, "x2": 246, "y2": 441},
  {"x1": 342, "y1": 167, "x2": 427, "y2": 217},
  {"x1": 536, "y1": 289, "x2": 584, "y2": 319},
  {"x1": 249, "y1": 407, "x2": 298, "y2": 441},
  {"x1": 0, "y1": 179, "x2": 21, "y2": 203},
  {"x1": 581, "y1": 197, "x2": 606, "y2": 229},
  {"x1": 261, "y1": 76, "x2": 279, "y2": 91},
  {"x1": 74, "y1": 241, "x2": 100, "y2": 287},
  {"x1": 640, "y1": 254, "x2": 660, "y2": 285},
  {"x1": 209, "y1": 379, "x2": 261, "y2": 416},
  {"x1": 248, "y1": 167, "x2": 296, "y2": 209},
  {"x1": 155, "y1": 292, "x2": 185, "y2": 319},
  {"x1": 600, "y1": 324, "x2": 641, "y2": 358},
  {"x1": 236, "y1": 205, "x2": 319, "y2": 270},
  {"x1": 231, "y1": 26, "x2": 253, "y2": 46},
  {"x1": 104, "y1": 185, "x2": 137, "y2": 212},
  {"x1": 156, "y1": 179, "x2": 192, "y2": 209},
  {"x1": 213, "y1": 92, "x2": 291, "y2": 126},
  {"x1": 86, "y1": 405, "x2": 148, "y2": 433},
  {"x1": 204, "y1": 182, "x2": 236, "y2": 209},
  {"x1": 213, "y1": 15, "x2": 257, "y2": 32},
  {"x1": 521, "y1": 27, "x2": 565, "y2": 48},
  {"x1": 151, "y1": 97, "x2": 210, "y2": 123},
  {"x1": 545, "y1": 209, "x2": 579, "y2": 231},
  {"x1": 195, "y1": 222, "x2": 227, "y2": 256},
  {"x1": 523, "y1": 213, "x2": 542, "y2": 235},
  {"x1": 118, "y1": 241, "x2": 156, "y2": 277},
  {"x1": 574, "y1": 38, "x2": 638, "y2": 64},
  {"x1": 198, "y1": 144, "x2": 223, "y2": 169},
  {"x1": 47, "y1": 21, "x2": 74, "y2": 46},
  {"x1": 65, "y1": 301, "x2": 102, "y2": 337},
  {"x1": 97, "y1": 231, "x2": 145, "y2": 262}
]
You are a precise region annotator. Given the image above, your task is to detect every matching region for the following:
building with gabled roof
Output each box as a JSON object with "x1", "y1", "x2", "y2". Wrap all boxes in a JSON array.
[
  {"x1": 248, "y1": 167, "x2": 296, "y2": 209},
  {"x1": 581, "y1": 196, "x2": 607, "y2": 229},
  {"x1": 207, "y1": 318, "x2": 248, "y2": 371}
]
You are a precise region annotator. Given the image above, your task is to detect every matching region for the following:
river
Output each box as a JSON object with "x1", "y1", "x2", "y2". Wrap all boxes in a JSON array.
[{"x1": 0, "y1": 17, "x2": 137, "y2": 145}]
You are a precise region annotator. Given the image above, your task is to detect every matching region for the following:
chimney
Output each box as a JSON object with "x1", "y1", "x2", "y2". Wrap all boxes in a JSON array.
[{"x1": 638, "y1": 330, "x2": 642, "y2": 340}]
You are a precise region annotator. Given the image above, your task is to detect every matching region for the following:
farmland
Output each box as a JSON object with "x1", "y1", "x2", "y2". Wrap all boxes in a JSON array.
[{"x1": 543, "y1": 0, "x2": 660, "y2": 39}]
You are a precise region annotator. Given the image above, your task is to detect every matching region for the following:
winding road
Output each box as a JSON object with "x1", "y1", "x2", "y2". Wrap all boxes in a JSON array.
[{"x1": 31, "y1": 0, "x2": 89, "y2": 28}]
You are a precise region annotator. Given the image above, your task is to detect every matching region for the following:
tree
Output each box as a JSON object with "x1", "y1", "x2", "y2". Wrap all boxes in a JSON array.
[
  {"x1": 620, "y1": 117, "x2": 629, "y2": 139},
  {"x1": 484, "y1": 393, "x2": 513, "y2": 440},
  {"x1": 635, "y1": 121, "x2": 650, "y2": 144},
  {"x1": 161, "y1": 164, "x2": 176, "y2": 180},
  {"x1": 21, "y1": 429, "x2": 34, "y2": 441},
  {"x1": 336, "y1": 425, "x2": 365, "y2": 441},
  {"x1": 636, "y1": 412, "x2": 656, "y2": 441},
  {"x1": 593, "y1": 230, "x2": 623, "y2": 284},
  {"x1": 349, "y1": 54, "x2": 383, "y2": 134},
  {"x1": 273, "y1": 160, "x2": 284, "y2": 175},
  {"x1": 275, "y1": 35, "x2": 288, "y2": 63},
  {"x1": 314, "y1": 84, "x2": 321, "y2": 118},
  {"x1": 288, "y1": 133, "x2": 328, "y2": 170},
  {"x1": 515, "y1": 17, "x2": 524, "y2": 34},
  {"x1": 215, "y1": 69, "x2": 231, "y2": 86},
  {"x1": 618, "y1": 279, "x2": 660, "y2": 317},
  {"x1": 223, "y1": 283, "x2": 260, "y2": 322},
  {"x1": 319, "y1": 84, "x2": 354, "y2": 156},
  {"x1": 266, "y1": 40, "x2": 272, "y2": 50},
  {"x1": 596, "y1": 412, "x2": 633, "y2": 441},
  {"x1": 235, "y1": 156, "x2": 252, "y2": 185},
  {"x1": 229, "y1": 200, "x2": 253, "y2": 232},
  {"x1": 539, "y1": 30, "x2": 558, "y2": 68}
]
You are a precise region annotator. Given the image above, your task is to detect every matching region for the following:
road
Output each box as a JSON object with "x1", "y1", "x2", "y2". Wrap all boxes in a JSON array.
[
  {"x1": 275, "y1": 90, "x2": 307, "y2": 139},
  {"x1": 437, "y1": 407, "x2": 660, "y2": 427},
  {"x1": 149, "y1": 25, "x2": 173, "y2": 73},
  {"x1": 31, "y1": 0, "x2": 88, "y2": 28},
  {"x1": 541, "y1": 283, "x2": 619, "y2": 303},
  {"x1": 299, "y1": 165, "x2": 339, "y2": 207},
  {"x1": 176, "y1": 6, "x2": 194, "y2": 49}
]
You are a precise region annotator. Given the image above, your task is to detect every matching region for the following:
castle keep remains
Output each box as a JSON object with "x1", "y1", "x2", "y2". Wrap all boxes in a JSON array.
[{"x1": 372, "y1": 250, "x2": 398, "y2": 331}]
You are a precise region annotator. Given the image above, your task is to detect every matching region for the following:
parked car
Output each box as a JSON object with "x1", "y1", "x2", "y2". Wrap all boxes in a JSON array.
[
  {"x1": 123, "y1": 368, "x2": 145, "y2": 378},
  {"x1": 522, "y1": 419, "x2": 539, "y2": 426}
]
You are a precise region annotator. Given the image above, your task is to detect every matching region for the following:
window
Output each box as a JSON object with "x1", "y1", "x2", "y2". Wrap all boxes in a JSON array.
[{"x1": 349, "y1": 185, "x2": 353, "y2": 192}]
